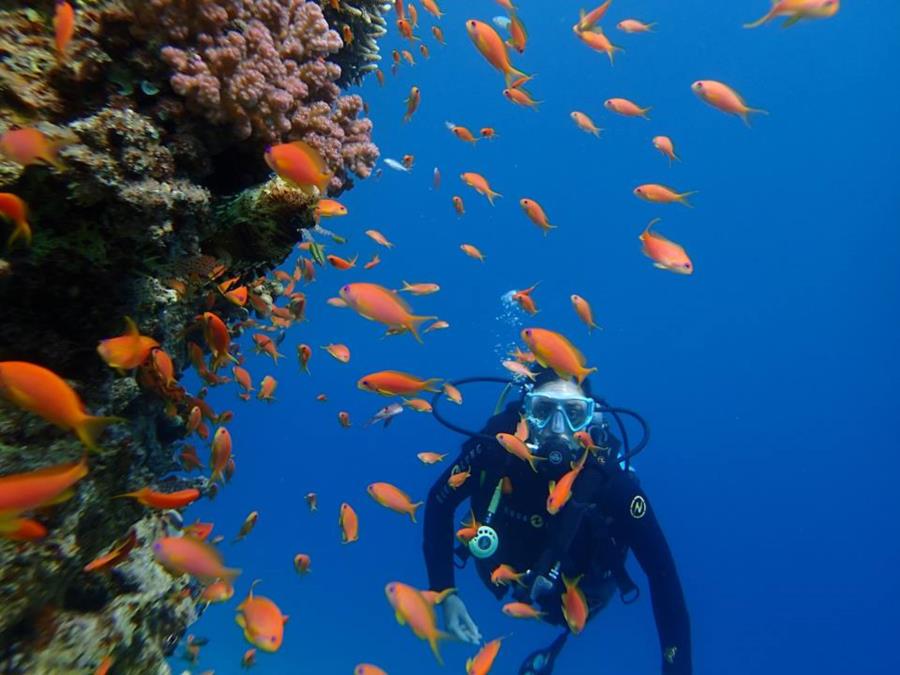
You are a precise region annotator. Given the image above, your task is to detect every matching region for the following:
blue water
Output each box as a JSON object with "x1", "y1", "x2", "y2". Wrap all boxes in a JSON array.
[{"x1": 172, "y1": 2, "x2": 900, "y2": 673}]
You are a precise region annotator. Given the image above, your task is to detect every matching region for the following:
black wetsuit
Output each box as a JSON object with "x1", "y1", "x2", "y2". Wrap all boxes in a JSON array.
[{"x1": 423, "y1": 406, "x2": 692, "y2": 674}]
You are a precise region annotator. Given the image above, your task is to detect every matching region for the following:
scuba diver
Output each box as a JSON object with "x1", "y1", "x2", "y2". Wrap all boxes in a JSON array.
[{"x1": 423, "y1": 370, "x2": 692, "y2": 674}]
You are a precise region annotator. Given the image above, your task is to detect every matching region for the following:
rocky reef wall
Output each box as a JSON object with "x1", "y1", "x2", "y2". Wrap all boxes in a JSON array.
[{"x1": 0, "y1": 1, "x2": 383, "y2": 672}]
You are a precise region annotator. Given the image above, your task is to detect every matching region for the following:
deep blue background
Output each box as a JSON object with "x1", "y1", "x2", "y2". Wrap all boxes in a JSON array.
[{"x1": 170, "y1": 1, "x2": 900, "y2": 673}]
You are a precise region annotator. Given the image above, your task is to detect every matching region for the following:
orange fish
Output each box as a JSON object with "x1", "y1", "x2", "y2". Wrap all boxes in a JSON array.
[
  {"x1": 424, "y1": 320, "x2": 449, "y2": 333},
  {"x1": 496, "y1": 432, "x2": 545, "y2": 472},
  {"x1": 265, "y1": 141, "x2": 331, "y2": 195},
  {"x1": 375, "y1": 68, "x2": 385, "y2": 86},
  {"x1": 461, "y1": 172, "x2": 501, "y2": 205},
  {"x1": 365, "y1": 229, "x2": 394, "y2": 248},
  {"x1": 480, "y1": 127, "x2": 498, "y2": 139},
  {"x1": 419, "y1": 43, "x2": 430, "y2": 59},
  {"x1": 502, "y1": 87, "x2": 540, "y2": 109},
  {"x1": 460, "y1": 243, "x2": 485, "y2": 262},
  {"x1": 402, "y1": 154, "x2": 415, "y2": 169},
  {"x1": 506, "y1": 12, "x2": 528, "y2": 53},
  {"x1": 570, "y1": 294, "x2": 601, "y2": 333},
  {"x1": 512, "y1": 283, "x2": 540, "y2": 315},
  {"x1": 618, "y1": 19, "x2": 656, "y2": 33},
  {"x1": 241, "y1": 648, "x2": 257, "y2": 669},
  {"x1": 201, "y1": 580, "x2": 235, "y2": 604},
  {"x1": 403, "y1": 398, "x2": 433, "y2": 413},
  {"x1": 186, "y1": 406, "x2": 202, "y2": 435},
  {"x1": 297, "y1": 344, "x2": 312, "y2": 373},
  {"x1": 519, "y1": 199, "x2": 555, "y2": 234},
  {"x1": 339, "y1": 502, "x2": 359, "y2": 543},
  {"x1": 200, "y1": 312, "x2": 236, "y2": 370},
  {"x1": 466, "y1": 19, "x2": 529, "y2": 86},
  {"x1": 491, "y1": 563, "x2": 527, "y2": 587},
  {"x1": 521, "y1": 328, "x2": 596, "y2": 384},
  {"x1": 232, "y1": 366, "x2": 254, "y2": 395},
  {"x1": 364, "y1": 254, "x2": 381, "y2": 270},
  {"x1": 452, "y1": 195, "x2": 465, "y2": 215},
  {"x1": 0, "y1": 127, "x2": 66, "y2": 170},
  {"x1": 448, "y1": 470, "x2": 471, "y2": 489},
  {"x1": 570, "y1": 111, "x2": 601, "y2": 137},
  {"x1": 94, "y1": 655, "x2": 114, "y2": 675},
  {"x1": 327, "y1": 253, "x2": 358, "y2": 270},
  {"x1": 252, "y1": 333, "x2": 284, "y2": 363},
  {"x1": 417, "y1": 452, "x2": 447, "y2": 464},
  {"x1": 467, "y1": 637, "x2": 503, "y2": 675},
  {"x1": 502, "y1": 359, "x2": 536, "y2": 381},
  {"x1": 692, "y1": 80, "x2": 767, "y2": 126},
  {"x1": 236, "y1": 580, "x2": 288, "y2": 652},
  {"x1": 575, "y1": 28, "x2": 623, "y2": 63},
  {"x1": 397, "y1": 17, "x2": 416, "y2": 40},
  {"x1": 0, "y1": 193, "x2": 31, "y2": 248},
  {"x1": 338, "y1": 411, "x2": 351, "y2": 428},
  {"x1": 639, "y1": 218, "x2": 694, "y2": 275},
  {"x1": 340, "y1": 283, "x2": 436, "y2": 343},
  {"x1": 652, "y1": 135, "x2": 680, "y2": 165},
  {"x1": 442, "y1": 382, "x2": 462, "y2": 405},
  {"x1": 408, "y1": 3, "x2": 418, "y2": 27},
  {"x1": 404, "y1": 86, "x2": 421, "y2": 123},
  {"x1": 294, "y1": 553, "x2": 311, "y2": 574},
  {"x1": 210, "y1": 426, "x2": 233, "y2": 483},
  {"x1": 574, "y1": 0, "x2": 612, "y2": 32},
  {"x1": 323, "y1": 343, "x2": 350, "y2": 363},
  {"x1": 0, "y1": 518, "x2": 47, "y2": 541},
  {"x1": 0, "y1": 361, "x2": 122, "y2": 451},
  {"x1": 422, "y1": 0, "x2": 443, "y2": 19},
  {"x1": 233, "y1": 511, "x2": 259, "y2": 543},
  {"x1": 399, "y1": 281, "x2": 440, "y2": 296},
  {"x1": 633, "y1": 183, "x2": 697, "y2": 207},
  {"x1": 745, "y1": 0, "x2": 839, "y2": 29},
  {"x1": 314, "y1": 198, "x2": 348, "y2": 219},
  {"x1": 355, "y1": 665, "x2": 387, "y2": 675},
  {"x1": 547, "y1": 449, "x2": 590, "y2": 515},
  {"x1": 315, "y1": 393, "x2": 327, "y2": 402},
  {"x1": 368, "y1": 482, "x2": 423, "y2": 522},
  {"x1": 432, "y1": 25, "x2": 445, "y2": 44},
  {"x1": 84, "y1": 528, "x2": 138, "y2": 572},
  {"x1": 305, "y1": 492, "x2": 318, "y2": 511},
  {"x1": 116, "y1": 487, "x2": 201, "y2": 509},
  {"x1": 97, "y1": 317, "x2": 159, "y2": 371},
  {"x1": 502, "y1": 602, "x2": 546, "y2": 620},
  {"x1": 574, "y1": 430, "x2": 600, "y2": 454},
  {"x1": 385, "y1": 581, "x2": 448, "y2": 664},
  {"x1": 0, "y1": 456, "x2": 88, "y2": 522},
  {"x1": 605, "y1": 97, "x2": 650, "y2": 118},
  {"x1": 561, "y1": 574, "x2": 589, "y2": 634},
  {"x1": 152, "y1": 535, "x2": 241, "y2": 584},
  {"x1": 54, "y1": 1, "x2": 76, "y2": 57},
  {"x1": 357, "y1": 370, "x2": 441, "y2": 397},
  {"x1": 401, "y1": 49, "x2": 416, "y2": 66},
  {"x1": 343, "y1": 24, "x2": 355, "y2": 45},
  {"x1": 446, "y1": 122, "x2": 479, "y2": 144},
  {"x1": 509, "y1": 347, "x2": 535, "y2": 363},
  {"x1": 183, "y1": 520, "x2": 214, "y2": 541},
  {"x1": 433, "y1": 166, "x2": 441, "y2": 189}
]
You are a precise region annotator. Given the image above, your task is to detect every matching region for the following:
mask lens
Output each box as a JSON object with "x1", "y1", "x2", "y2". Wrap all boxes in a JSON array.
[
  {"x1": 529, "y1": 396, "x2": 557, "y2": 425},
  {"x1": 563, "y1": 399, "x2": 590, "y2": 429}
]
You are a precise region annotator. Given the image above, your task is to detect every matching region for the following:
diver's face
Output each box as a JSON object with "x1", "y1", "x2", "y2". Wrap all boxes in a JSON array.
[{"x1": 525, "y1": 380, "x2": 588, "y2": 468}]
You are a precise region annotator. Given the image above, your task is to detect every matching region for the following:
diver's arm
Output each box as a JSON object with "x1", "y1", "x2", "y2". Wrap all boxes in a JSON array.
[
  {"x1": 611, "y1": 474, "x2": 692, "y2": 674},
  {"x1": 422, "y1": 443, "x2": 480, "y2": 592}
]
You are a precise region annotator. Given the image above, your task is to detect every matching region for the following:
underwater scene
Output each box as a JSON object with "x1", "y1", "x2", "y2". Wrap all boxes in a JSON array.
[{"x1": 0, "y1": 1, "x2": 898, "y2": 674}]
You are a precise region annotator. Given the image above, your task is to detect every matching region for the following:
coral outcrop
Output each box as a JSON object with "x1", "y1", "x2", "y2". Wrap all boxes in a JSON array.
[{"x1": 0, "y1": 1, "x2": 384, "y2": 672}]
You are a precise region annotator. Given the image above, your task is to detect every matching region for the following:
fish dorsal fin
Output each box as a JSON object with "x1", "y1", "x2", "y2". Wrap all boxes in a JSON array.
[
  {"x1": 124, "y1": 316, "x2": 139, "y2": 337},
  {"x1": 643, "y1": 217, "x2": 664, "y2": 237},
  {"x1": 249, "y1": 578, "x2": 261, "y2": 599}
]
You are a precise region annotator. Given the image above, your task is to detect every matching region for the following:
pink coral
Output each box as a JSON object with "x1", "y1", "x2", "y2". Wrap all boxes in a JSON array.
[{"x1": 133, "y1": 0, "x2": 377, "y2": 191}]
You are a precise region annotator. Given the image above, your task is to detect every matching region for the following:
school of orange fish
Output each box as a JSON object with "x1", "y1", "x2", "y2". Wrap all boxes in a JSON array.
[{"x1": 0, "y1": 1, "x2": 840, "y2": 673}]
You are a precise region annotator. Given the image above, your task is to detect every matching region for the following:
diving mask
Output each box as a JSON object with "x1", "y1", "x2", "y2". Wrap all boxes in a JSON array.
[{"x1": 524, "y1": 392, "x2": 595, "y2": 433}]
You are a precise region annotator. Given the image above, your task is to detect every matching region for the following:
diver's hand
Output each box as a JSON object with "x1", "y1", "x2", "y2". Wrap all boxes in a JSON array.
[{"x1": 442, "y1": 594, "x2": 482, "y2": 645}]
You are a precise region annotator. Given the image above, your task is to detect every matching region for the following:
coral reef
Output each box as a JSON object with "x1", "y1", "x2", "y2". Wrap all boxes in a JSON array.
[{"x1": 0, "y1": 0, "x2": 382, "y2": 672}]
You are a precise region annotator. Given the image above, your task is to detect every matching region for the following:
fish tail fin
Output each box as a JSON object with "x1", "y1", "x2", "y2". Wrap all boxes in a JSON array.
[
  {"x1": 744, "y1": 10, "x2": 775, "y2": 29},
  {"x1": 528, "y1": 455, "x2": 548, "y2": 472},
  {"x1": 576, "y1": 366, "x2": 598, "y2": 385},
  {"x1": 422, "y1": 377, "x2": 443, "y2": 393},
  {"x1": 409, "y1": 501, "x2": 424, "y2": 523},
  {"x1": 742, "y1": 107, "x2": 769, "y2": 127},
  {"x1": 408, "y1": 316, "x2": 438, "y2": 343},
  {"x1": 608, "y1": 45, "x2": 624, "y2": 65},
  {"x1": 678, "y1": 191, "x2": 699, "y2": 207},
  {"x1": 640, "y1": 106, "x2": 652, "y2": 120},
  {"x1": 76, "y1": 415, "x2": 125, "y2": 452},
  {"x1": 504, "y1": 66, "x2": 530, "y2": 89},
  {"x1": 6, "y1": 221, "x2": 32, "y2": 249},
  {"x1": 429, "y1": 632, "x2": 448, "y2": 666},
  {"x1": 487, "y1": 189, "x2": 502, "y2": 205},
  {"x1": 222, "y1": 566, "x2": 242, "y2": 582}
]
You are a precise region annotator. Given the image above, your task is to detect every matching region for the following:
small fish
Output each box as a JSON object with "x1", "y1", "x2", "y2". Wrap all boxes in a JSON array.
[
  {"x1": 417, "y1": 452, "x2": 447, "y2": 464},
  {"x1": 364, "y1": 254, "x2": 381, "y2": 270},
  {"x1": 404, "y1": 86, "x2": 421, "y2": 123},
  {"x1": 323, "y1": 344, "x2": 350, "y2": 363},
  {"x1": 384, "y1": 158, "x2": 410, "y2": 172},
  {"x1": 519, "y1": 199, "x2": 555, "y2": 235},
  {"x1": 0, "y1": 456, "x2": 88, "y2": 523},
  {"x1": 502, "y1": 87, "x2": 540, "y2": 109},
  {"x1": 233, "y1": 511, "x2": 259, "y2": 543},
  {"x1": 424, "y1": 320, "x2": 449, "y2": 333},
  {"x1": 375, "y1": 68, "x2": 385, "y2": 86},
  {"x1": 402, "y1": 154, "x2": 415, "y2": 169},
  {"x1": 639, "y1": 218, "x2": 694, "y2": 275},
  {"x1": 364, "y1": 402, "x2": 404, "y2": 428},
  {"x1": 0, "y1": 193, "x2": 31, "y2": 248},
  {"x1": 367, "y1": 482, "x2": 423, "y2": 522},
  {"x1": 338, "y1": 411, "x2": 351, "y2": 428},
  {"x1": 84, "y1": 529, "x2": 138, "y2": 572},
  {"x1": 617, "y1": 19, "x2": 656, "y2": 33},
  {"x1": 521, "y1": 327, "x2": 596, "y2": 384},
  {"x1": 97, "y1": 317, "x2": 159, "y2": 371},
  {"x1": 466, "y1": 19, "x2": 529, "y2": 86},
  {"x1": 633, "y1": 183, "x2": 697, "y2": 207},
  {"x1": 460, "y1": 243, "x2": 485, "y2": 261},
  {"x1": 236, "y1": 581, "x2": 288, "y2": 652},
  {"x1": 547, "y1": 449, "x2": 590, "y2": 515},
  {"x1": 571, "y1": 294, "x2": 601, "y2": 332},
  {"x1": 480, "y1": 127, "x2": 498, "y2": 140},
  {"x1": 561, "y1": 574, "x2": 589, "y2": 634},
  {"x1": 0, "y1": 128, "x2": 66, "y2": 170},
  {"x1": 399, "y1": 281, "x2": 440, "y2": 296},
  {"x1": 241, "y1": 648, "x2": 257, "y2": 669},
  {"x1": 419, "y1": 43, "x2": 430, "y2": 59},
  {"x1": 652, "y1": 136, "x2": 680, "y2": 165},
  {"x1": 293, "y1": 553, "x2": 311, "y2": 574},
  {"x1": 448, "y1": 470, "x2": 471, "y2": 489},
  {"x1": 570, "y1": 111, "x2": 602, "y2": 137},
  {"x1": 342, "y1": 24, "x2": 354, "y2": 44},
  {"x1": 605, "y1": 97, "x2": 651, "y2": 119},
  {"x1": 327, "y1": 253, "x2": 358, "y2": 270},
  {"x1": 210, "y1": 426, "x2": 233, "y2": 483},
  {"x1": 305, "y1": 492, "x2": 318, "y2": 512},
  {"x1": 200, "y1": 312, "x2": 237, "y2": 371},
  {"x1": 446, "y1": 122, "x2": 480, "y2": 144},
  {"x1": 265, "y1": 141, "x2": 331, "y2": 195},
  {"x1": 575, "y1": 28, "x2": 623, "y2": 64},
  {"x1": 506, "y1": 12, "x2": 528, "y2": 53},
  {"x1": 297, "y1": 344, "x2": 312, "y2": 373},
  {"x1": 433, "y1": 167, "x2": 441, "y2": 189},
  {"x1": 502, "y1": 359, "x2": 536, "y2": 381},
  {"x1": 496, "y1": 432, "x2": 545, "y2": 472},
  {"x1": 116, "y1": 487, "x2": 201, "y2": 509},
  {"x1": 512, "y1": 283, "x2": 540, "y2": 315},
  {"x1": 339, "y1": 502, "x2": 359, "y2": 543},
  {"x1": 232, "y1": 366, "x2": 254, "y2": 395},
  {"x1": 461, "y1": 172, "x2": 501, "y2": 205},
  {"x1": 365, "y1": 229, "x2": 394, "y2": 248},
  {"x1": 201, "y1": 580, "x2": 235, "y2": 604},
  {"x1": 442, "y1": 382, "x2": 462, "y2": 405},
  {"x1": 402, "y1": 49, "x2": 416, "y2": 65},
  {"x1": 691, "y1": 80, "x2": 767, "y2": 126},
  {"x1": 355, "y1": 665, "x2": 387, "y2": 675},
  {"x1": 466, "y1": 637, "x2": 503, "y2": 675},
  {"x1": 183, "y1": 520, "x2": 214, "y2": 541},
  {"x1": 384, "y1": 581, "x2": 448, "y2": 664},
  {"x1": 403, "y1": 398, "x2": 433, "y2": 413},
  {"x1": 358, "y1": 370, "x2": 441, "y2": 397},
  {"x1": 452, "y1": 195, "x2": 465, "y2": 215},
  {"x1": 491, "y1": 563, "x2": 527, "y2": 587},
  {"x1": 340, "y1": 283, "x2": 437, "y2": 343},
  {"x1": 422, "y1": 0, "x2": 443, "y2": 19},
  {"x1": 432, "y1": 25, "x2": 445, "y2": 44},
  {"x1": 502, "y1": 602, "x2": 546, "y2": 620},
  {"x1": 314, "y1": 199, "x2": 348, "y2": 219},
  {"x1": 492, "y1": 15, "x2": 512, "y2": 30},
  {"x1": 152, "y1": 535, "x2": 241, "y2": 584},
  {"x1": 574, "y1": 1, "x2": 612, "y2": 32},
  {"x1": 0, "y1": 361, "x2": 122, "y2": 451}
]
